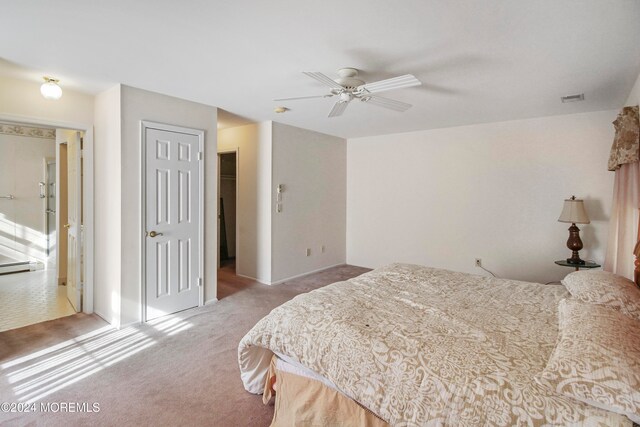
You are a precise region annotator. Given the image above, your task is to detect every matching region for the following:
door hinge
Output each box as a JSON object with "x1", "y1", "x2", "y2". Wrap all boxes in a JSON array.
[
  {"x1": 198, "y1": 152, "x2": 203, "y2": 161},
  {"x1": 198, "y1": 278, "x2": 203, "y2": 287}
]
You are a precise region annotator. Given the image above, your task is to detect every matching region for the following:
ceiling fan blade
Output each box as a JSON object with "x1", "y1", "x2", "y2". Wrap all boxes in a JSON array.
[
  {"x1": 358, "y1": 74, "x2": 421, "y2": 94},
  {"x1": 362, "y1": 94, "x2": 412, "y2": 112},
  {"x1": 273, "y1": 94, "x2": 331, "y2": 101},
  {"x1": 303, "y1": 72, "x2": 344, "y2": 90},
  {"x1": 328, "y1": 101, "x2": 349, "y2": 118}
]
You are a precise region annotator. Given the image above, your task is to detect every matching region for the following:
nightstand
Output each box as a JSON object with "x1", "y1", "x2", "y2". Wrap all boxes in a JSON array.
[{"x1": 554, "y1": 260, "x2": 601, "y2": 272}]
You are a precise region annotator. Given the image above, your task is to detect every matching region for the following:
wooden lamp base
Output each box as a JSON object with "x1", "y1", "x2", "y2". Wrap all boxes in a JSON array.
[{"x1": 566, "y1": 223, "x2": 585, "y2": 265}]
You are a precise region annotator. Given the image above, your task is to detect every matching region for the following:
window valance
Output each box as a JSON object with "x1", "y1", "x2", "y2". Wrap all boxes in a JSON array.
[{"x1": 608, "y1": 105, "x2": 639, "y2": 171}]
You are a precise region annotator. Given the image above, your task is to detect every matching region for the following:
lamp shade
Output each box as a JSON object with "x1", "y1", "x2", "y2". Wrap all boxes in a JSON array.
[{"x1": 558, "y1": 197, "x2": 590, "y2": 224}]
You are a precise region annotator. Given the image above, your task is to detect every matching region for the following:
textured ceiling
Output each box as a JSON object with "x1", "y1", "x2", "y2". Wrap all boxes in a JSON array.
[{"x1": 2, "y1": 0, "x2": 640, "y2": 138}]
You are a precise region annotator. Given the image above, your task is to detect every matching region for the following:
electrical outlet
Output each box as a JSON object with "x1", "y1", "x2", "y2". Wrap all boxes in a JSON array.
[
  {"x1": 475, "y1": 258, "x2": 482, "y2": 267},
  {"x1": 306, "y1": 248, "x2": 311, "y2": 257}
]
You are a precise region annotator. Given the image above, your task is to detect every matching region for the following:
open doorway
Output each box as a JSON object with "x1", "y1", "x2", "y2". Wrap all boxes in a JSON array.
[
  {"x1": 0, "y1": 122, "x2": 85, "y2": 331},
  {"x1": 217, "y1": 149, "x2": 250, "y2": 300},
  {"x1": 218, "y1": 151, "x2": 237, "y2": 273}
]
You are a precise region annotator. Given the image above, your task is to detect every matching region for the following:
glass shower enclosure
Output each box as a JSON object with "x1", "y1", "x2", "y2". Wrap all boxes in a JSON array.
[{"x1": 0, "y1": 123, "x2": 56, "y2": 274}]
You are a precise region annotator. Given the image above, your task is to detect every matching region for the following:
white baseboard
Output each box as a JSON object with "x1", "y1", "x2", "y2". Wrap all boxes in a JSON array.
[
  {"x1": 234, "y1": 272, "x2": 268, "y2": 285},
  {"x1": 268, "y1": 263, "x2": 346, "y2": 286},
  {"x1": 119, "y1": 320, "x2": 141, "y2": 329},
  {"x1": 93, "y1": 311, "x2": 137, "y2": 330},
  {"x1": 93, "y1": 310, "x2": 114, "y2": 326},
  {"x1": 204, "y1": 298, "x2": 219, "y2": 305}
]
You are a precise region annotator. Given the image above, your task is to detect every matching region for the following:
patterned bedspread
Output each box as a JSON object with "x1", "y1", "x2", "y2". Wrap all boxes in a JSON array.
[{"x1": 238, "y1": 263, "x2": 631, "y2": 426}]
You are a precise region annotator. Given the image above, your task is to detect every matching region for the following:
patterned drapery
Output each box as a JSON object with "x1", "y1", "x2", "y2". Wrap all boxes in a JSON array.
[
  {"x1": 608, "y1": 105, "x2": 639, "y2": 171},
  {"x1": 604, "y1": 105, "x2": 640, "y2": 279}
]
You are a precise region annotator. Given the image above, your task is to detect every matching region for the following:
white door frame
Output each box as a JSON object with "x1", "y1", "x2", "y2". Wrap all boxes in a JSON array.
[
  {"x1": 217, "y1": 149, "x2": 239, "y2": 270},
  {"x1": 0, "y1": 113, "x2": 95, "y2": 314},
  {"x1": 140, "y1": 121, "x2": 205, "y2": 322}
]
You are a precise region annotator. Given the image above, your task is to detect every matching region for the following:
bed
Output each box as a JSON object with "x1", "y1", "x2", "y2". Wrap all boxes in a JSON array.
[{"x1": 239, "y1": 256, "x2": 640, "y2": 426}]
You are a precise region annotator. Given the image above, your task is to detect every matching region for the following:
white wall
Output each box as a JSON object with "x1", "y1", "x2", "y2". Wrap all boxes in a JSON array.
[
  {"x1": 0, "y1": 75, "x2": 94, "y2": 125},
  {"x1": 626, "y1": 71, "x2": 640, "y2": 106},
  {"x1": 271, "y1": 122, "x2": 346, "y2": 283},
  {"x1": 93, "y1": 85, "x2": 121, "y2": 325},
  {"x1": 347, "y1": 110, "x2": 617, "y2": 284},
  {"x1": 218, "y1": 122, "x2": 272, "y2": 283},
  {"x1": 119, "y1": 85, "x2": 218, "y2": 324}
]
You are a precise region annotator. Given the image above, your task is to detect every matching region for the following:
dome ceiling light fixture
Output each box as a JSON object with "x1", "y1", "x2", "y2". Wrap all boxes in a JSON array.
[{"x1": 40, "y1": 76, "x2": 62, "y2": 100}]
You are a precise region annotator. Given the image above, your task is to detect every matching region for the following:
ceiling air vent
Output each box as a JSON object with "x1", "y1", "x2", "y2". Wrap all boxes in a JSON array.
[{"x1": 561, "y1": 93, "x2": 585, "y2": 103}]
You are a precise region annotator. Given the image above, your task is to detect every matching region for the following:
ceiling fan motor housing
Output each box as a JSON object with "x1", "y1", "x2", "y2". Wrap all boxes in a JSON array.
[{"x1": 335, "y1": 67, "x2": 365, "y2": 89}]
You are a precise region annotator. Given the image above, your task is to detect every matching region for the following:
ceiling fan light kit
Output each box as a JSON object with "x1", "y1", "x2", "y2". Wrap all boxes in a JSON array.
[{"x1": 275, "y1": 68, "x2": 421, "y2": 118}]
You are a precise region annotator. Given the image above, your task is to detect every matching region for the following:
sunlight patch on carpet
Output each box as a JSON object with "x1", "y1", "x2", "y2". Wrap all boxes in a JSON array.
[
  {"x1": 1, "y1": 325, "x2": 155, "y2": 403},
  {"x1": 148, "y1": 316, "x2": 193, "y2": 336}
]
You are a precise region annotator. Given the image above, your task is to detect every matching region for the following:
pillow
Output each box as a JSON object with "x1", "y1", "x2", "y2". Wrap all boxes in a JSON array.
[
  {"x1": 536, "y1": 299, "x2": 640, "y2": 423},
  {"x1": 562, "y1": 270, "x2": 640, "y2": 321}
]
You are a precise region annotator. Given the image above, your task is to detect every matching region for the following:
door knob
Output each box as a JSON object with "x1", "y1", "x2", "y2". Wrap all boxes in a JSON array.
[
  {"x1": 64, "y1": 223, "x2": 71, "y2": 229},
  {"x1": 147, "y1": 231, "x2": 163, "y2": 238}
]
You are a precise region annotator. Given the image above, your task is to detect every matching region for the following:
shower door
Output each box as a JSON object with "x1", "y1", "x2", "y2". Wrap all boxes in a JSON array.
[
  {"x1": 0, "y1": 179, "x2": 21, "y2": 266},
  {"x1": 0, "y1": 127, "x2": 56, "y2": 272},
  {"x1": 0, "y1": 137, "x2": 28, "y2": 269}
]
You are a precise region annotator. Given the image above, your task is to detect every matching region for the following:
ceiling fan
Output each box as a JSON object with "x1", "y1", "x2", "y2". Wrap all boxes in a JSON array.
[{"x1": 275, "y1": 68, "x2": 421, "y2": 118}]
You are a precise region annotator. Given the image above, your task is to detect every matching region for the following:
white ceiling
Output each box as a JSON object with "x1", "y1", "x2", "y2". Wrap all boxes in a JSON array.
[{"x1": 2, "y1": 1, "x2": 640, "y2": 138}]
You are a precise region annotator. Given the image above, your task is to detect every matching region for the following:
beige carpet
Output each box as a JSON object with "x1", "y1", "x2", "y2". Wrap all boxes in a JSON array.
[{"x1": 0, "y1": 264, "x2": 369, "y2": 426}]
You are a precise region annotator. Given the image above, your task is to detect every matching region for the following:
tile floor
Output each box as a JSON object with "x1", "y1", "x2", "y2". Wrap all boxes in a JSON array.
[{"x1": 0, "y1": 268, "x2": 76, "y2": 332}]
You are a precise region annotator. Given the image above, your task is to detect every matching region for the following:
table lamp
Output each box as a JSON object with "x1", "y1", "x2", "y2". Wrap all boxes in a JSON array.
[{"x1": 558, "y1": 196, "x2": 590, "y2": 265}]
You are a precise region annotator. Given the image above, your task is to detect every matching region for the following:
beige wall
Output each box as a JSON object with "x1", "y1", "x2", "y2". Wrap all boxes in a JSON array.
[
  {"x1": 218, "y1": 122, "x2": 272, "y2": 283},
  {"x1": 218, "y1": 122, "x2": 347, "y2": 284},
  {"x1": 119, "y1": 85, "x2": 218, "y2": 325},
  {"x1": 271, "y1": 122, "x2": 347, "y2": 283},
  {"x1": 347, "y1": 110, "x2": 617, "y2": 284},
  {"x1": 93, "y1": 85, "x2": 218, "y2": 326},
  {"x1": 0, "y1": 75, "x2": 94, "y2": 125},
  {"x1": 0, "y1": 74, "x2": 96, "y2": 295},
  {"x1": 93, "y1": 85, "x2": 122, "y2": 325}
]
